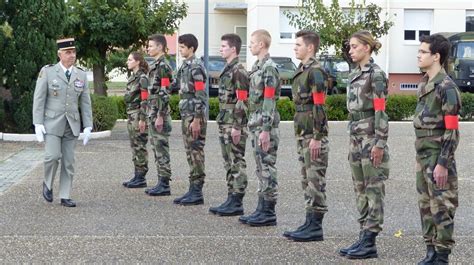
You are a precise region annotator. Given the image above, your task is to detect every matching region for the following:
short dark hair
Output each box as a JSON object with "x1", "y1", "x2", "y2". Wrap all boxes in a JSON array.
[
  {"x1": 178, "y1": 34, "x2": 198, "y2": 52},
  {"x1": 419, "y1": 34, "x2": 451, "y2": 66},
  {"x1": 148, "y1": 34, "x2": 168, "y2": 52},
  {"x1": 296, "y1": 30, "x2": 320, "y2": 54},
  {"x1": 221, "y1": 34, "x2": 242, "y2": 55}
]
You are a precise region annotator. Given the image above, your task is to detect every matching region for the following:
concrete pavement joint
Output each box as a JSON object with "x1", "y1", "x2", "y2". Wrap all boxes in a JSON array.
[{"x1": 0, "y1": 148, "x2": 43, "y2": 193}]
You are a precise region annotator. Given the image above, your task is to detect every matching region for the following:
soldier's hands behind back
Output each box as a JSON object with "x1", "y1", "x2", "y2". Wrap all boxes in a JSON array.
[
  {"x1": 155, "y1": 116, "x2": 164, "y2": 132},
  {"x1": 433, "y1": 164, "x2": 448, "y2": 189},
  {"x1": 258, "y1": 130, "x2": 270, "y2": 153},
  {"x1": 309, "y1": 139, "x2": 321, "y2": 161},
  {"x1": 34, "y1": 124, "x2": 46, "y2": 142},
  {"x1": 371, "y1": 146, "x2": 384, "y2": 168},
  {"x1": 231, "y1": 128, "x2": 241, "y2": 145}
]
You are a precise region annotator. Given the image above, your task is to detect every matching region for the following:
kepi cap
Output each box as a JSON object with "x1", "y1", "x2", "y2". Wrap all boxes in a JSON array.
[{"x1": 57, "y1": 38, "x2": 75, "y2": 51}]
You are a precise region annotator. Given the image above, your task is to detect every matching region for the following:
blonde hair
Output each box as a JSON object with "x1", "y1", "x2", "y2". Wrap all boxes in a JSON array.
[
  {"x1": 351, "y1": 30, "x2": 382, "y2": 54},
  {"x1": 251, "y1": 29, "x2": 272, "y2": 48}
]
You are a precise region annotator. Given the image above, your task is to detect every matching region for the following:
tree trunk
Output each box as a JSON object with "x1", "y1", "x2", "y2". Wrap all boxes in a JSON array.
[{"x1": 93, "y1": 63, "x2": 107, "y2": 96}]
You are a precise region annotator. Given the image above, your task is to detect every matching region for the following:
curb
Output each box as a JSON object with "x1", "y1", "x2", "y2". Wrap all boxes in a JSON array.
[{"x1": 0, "y1": 130, "x2": 112, "y2": 142}]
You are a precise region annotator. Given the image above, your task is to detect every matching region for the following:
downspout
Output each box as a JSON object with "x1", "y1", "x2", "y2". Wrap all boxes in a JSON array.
[{"x1": 385, "y1": 0, "x2": 390, "y2": 77}]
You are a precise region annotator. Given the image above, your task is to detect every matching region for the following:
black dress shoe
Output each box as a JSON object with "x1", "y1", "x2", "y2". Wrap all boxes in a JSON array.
[
  {"x1": 60, "y1": 199, "x2": 76, "y2": 207},
  {"x1": 43, "y1": 183, "x2": 53, "y2": 202}
]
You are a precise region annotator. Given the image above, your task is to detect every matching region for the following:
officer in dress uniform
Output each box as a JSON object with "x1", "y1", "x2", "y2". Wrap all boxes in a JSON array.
[{"x1": 32, "y1": 38, "x2": 93, "y2": 207}]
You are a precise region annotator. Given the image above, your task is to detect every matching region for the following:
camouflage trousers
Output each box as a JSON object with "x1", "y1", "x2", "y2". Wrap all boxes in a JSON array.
[
  {"x1": 218, "y1": 125, "x2": 248, "y2": 194},
  {"x1": 297, "y1": 136, "x2": 329, "y2": 214},
  {"x1": 416, "y1": 142, "x2": 458, "y2": 251},
  {"x1": 127, "y1": 111, "x2": 148, "y2": 173},
  {"x1": 349, "y1": 134, "x2": 390, "y2": 233},
  {"x1": 250, "y1": 128, "x2": 279, "y2": 202},
  {"x1": 181, "y1": 116, "x2": 207, "y2": 183},
  {"x1": 148, "y1": 114, "x2": 172, "y2": 180}
]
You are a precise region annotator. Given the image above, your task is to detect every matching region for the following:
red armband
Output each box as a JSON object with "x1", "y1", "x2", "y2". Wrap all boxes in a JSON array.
[
  {"x1": 264, "y1": 86, "x2": 275, "y2": 99},
  {"x1": 312, "y1": 92, "x2": 325, "y2": 105},
  {"x1": 444, "y1": 115, "x2": 459, "y2": 130},
  {"x1": 140, "y1": 89, "x2": 149, "y2": 100},
  {"x1": 373, "y1": 98, "x2": 386, "y2": 111},
  {"x1": 236, "y1": 90, "x2": 248, "y2": 101},
  {"x1": 161, "y1": 78, "x2": 170, "y2": 87},
  {"x1": 194, "y1": 81, "x2": 205, "y2": 91}
]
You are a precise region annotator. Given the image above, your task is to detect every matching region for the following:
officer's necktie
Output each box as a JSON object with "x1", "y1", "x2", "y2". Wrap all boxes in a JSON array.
[{"x1": 65, "y1": 70, "x2": 71, "y2": 82}]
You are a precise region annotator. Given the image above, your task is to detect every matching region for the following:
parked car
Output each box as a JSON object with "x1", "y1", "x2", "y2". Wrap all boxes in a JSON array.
[
  {"x1": 318, "y1": 55, "x2": 350, "y2": 94},
  {"x1": 207, "y1": 56, "x2": 227, "y2": 97}
]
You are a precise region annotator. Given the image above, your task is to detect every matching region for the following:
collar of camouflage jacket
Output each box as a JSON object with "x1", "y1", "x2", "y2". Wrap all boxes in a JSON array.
[
  {"x1": 150, "y1": 54, "x2": 166, "y2": 68},
  {"x1": 220, "y1": 57, "x2": 240, "y2": 78},
  {"x1": 350, "y1": 62, "x2": 372, "y2": 83},
  {"x1": 295, "y1": 56, "x2": 319, "y2": 76},
  {"x1": 128, "y1": 69, "x2": 146, "y2": 83},
  {"x1": 254, "y1": 53, "x2": 271, "y2": 70},
  {"x1": 183, "y1": 54, "x2": 197, "y2": 65},
  {"x1": 418, "y1": 68, "x2": 447, "y2": 98}
]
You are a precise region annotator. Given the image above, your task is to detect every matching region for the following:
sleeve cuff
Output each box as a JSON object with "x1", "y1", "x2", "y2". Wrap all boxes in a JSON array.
[
  {"x1": 313, "y1": 132, "x2": 324, "y2": 140},
  {"x1": 375, "y1": 139, "x2": 387, "y2": 149},
  {"x1": 437, "y1": 156, "x2": 449, "y2": 168},
  {"x1": 262, "y1": 125, "x2": 272, "y2": 132}
]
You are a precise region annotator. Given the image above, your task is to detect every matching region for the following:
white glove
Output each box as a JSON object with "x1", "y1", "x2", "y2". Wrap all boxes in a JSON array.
[
  {"x1": 34, "y1": 124, "x2": 46, "y2": 142},
  {"x1": 83, "y1": 127, "x2": 92, "y2": 145}
]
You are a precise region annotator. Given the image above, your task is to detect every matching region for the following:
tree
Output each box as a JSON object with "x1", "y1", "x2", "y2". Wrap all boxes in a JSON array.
[
  {"x1": 0, "y1": 1, "x2": 66, "y2": 133},
  {"x1": 66, "y1": 0, "x2": 188, "y2": 96},
  {"x1": 285, "y1": 0, "x2": 394, "y2": 64}
]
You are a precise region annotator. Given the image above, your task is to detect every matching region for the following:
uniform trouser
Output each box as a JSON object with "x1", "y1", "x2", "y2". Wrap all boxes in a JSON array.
[
  {"x1": 297, "y1": 136, "x2": 329, "y2": 214},
  {"x1": 416, "y1": 147, "x2": 458, "y2": 251},
  {"x1": 349, "y1": 134, "x2": 390, "y2": 233},
  {"x1": 250, "y1": 128, "x2": 279, "y2": 202},
  {"x1": 181, "y1": 115, "x2": 207, "y2": 183},
  {"x1": 148, "y1": 114, "x2": 172, "y2": 180},
  {"x1": 44, "y1": 123, "x2": 77, "y2": 199},
  {"x1": 127, "y1": 112, "x2": 148, "y2": 173},
  {"x1": 218, "y1": 125, "x2": 248, "y2": 194}
]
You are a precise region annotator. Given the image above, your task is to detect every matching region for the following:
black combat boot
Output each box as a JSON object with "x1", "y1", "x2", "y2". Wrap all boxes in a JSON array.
[
  {"x1": 173, "y1": 182, "x2": 193, "y2": 204},
  {"x1": 288, "y1": 212, "x2": 324, "y2": 242},
  {"x1": 339, "y1": 230, "x2": 364, "y2": 256},
  {"x1": 239, "y1": 194, "x2": 264, "y2": 224},
  {"x1": 124, "y1": 171, "x2": 147, "y2": 188},
  {"x1": 209, "y1": 192, "x2": 232, "y2": 214},
  {"x1": 346, "y1": 230, "x2": 378, "y2": 259},
  {"x1": 247, "y1": 199, "x2": 277, "y2": 227},
  {"x1": 216, "y1": 193, "x2": 245, "y2": 216},
  {"x1": 180, "y1": 181, "x2": 204, "y2": 205},
  {"x1": 146, "y1": 178, "x2": 171, "y2": 196},
  {"x1": 283, "y1": 212, "x2": 311, "y2": 238},
  {"x1": 433, "y1": 249, "x2": 450, "y2": 265},
  {"x1": 417, "y1": 245, "x2": 436, "y2": 265}
]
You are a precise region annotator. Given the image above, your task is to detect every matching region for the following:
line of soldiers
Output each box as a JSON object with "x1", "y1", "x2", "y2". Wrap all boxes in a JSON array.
[{"x1": 35, "y1": 29, "x2": 459, "y2": 264}]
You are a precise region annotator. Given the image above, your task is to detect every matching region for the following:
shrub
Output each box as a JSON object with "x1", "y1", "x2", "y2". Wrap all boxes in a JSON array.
[
  {"x1": 460, "y1": 93, "x2": 474, "y2": 121},
  {"x1": 12, "y1": 90, "x2": 34, "y2": 133},
  {"x1": 91, "y1": 94, "x2": 118, "y2": 131},
  {"x1": 277, "y1": 97, "x2": 294, "y2": 121},
  {"x1": 110, "y1": 95, "x2": 127, "y2": 119},
  {"x1": 326, "y1": 94, "x2": 348, "y2": 121},
  {"x1": 170, "y1": 95, "x2": 180, "y2": 120},
  {"x1": 0, "y1": 96, "x2": 5, "y2": 131},
  {"x1": 386, "y1": 94, "x2": 417, "y2": 121}
]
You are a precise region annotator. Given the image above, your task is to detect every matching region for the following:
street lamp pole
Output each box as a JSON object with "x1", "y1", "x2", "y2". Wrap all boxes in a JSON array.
[{"x1": 204, "y1": 0, "x2": 209, "y2": 119}]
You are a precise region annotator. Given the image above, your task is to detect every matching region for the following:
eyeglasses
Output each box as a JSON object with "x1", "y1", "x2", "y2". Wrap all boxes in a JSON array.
[{"x1": 417, "y1": 49, "x2": 432, "y2": 55}]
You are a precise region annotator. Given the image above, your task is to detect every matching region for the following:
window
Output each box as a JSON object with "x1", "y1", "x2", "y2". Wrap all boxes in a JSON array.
[
  {"x1": 404, "y1": 10, "x2": 433, "y2": 42},
  {"x1": 280, "y1": 8, "x2": 299, "y2": 40},
  {"x1": 467, "y1": 10, "x2": 474, "y2": 32}
]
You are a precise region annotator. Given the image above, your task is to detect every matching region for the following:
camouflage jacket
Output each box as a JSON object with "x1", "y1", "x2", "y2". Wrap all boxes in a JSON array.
[
  {"x1": 147, "y1": 54, "x2": 173, "y2": 119},
  {"x1": 177, "y1": 55, "x2": 208, "y2": 119},
  {"x1": 347, "y1": 61, "x2": 389, "y2": 148},
  {"x1": 413, "y1": 68, "x2": 461, "y2": 167},
  {"x1": 248, "y1": 53, "x2": 281, "y2": 132},
  {"x1": 217, "y1": 57, "x2": 249, "y2": 130},
  {"x1": 292, "y1": 56, "x2": 329, "y2": 140},
  {"x1": 125, "y1": 69, "x2": 148, "y2": 121}
]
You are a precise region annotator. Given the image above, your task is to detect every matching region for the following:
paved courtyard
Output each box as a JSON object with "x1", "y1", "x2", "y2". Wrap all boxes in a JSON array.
[{"x1": 0, "y1": 121, "x2": 473, "y2": 263}]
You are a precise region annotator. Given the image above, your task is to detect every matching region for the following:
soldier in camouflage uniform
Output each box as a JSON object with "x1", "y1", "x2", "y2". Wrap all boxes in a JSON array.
[
  {"x1": 172, "y1": 34, "x2": 208, "y2": 206},
  {"x1": 414, "y1": 34, "x2": 461, "y2": 265},
  {"x1": 283, "y1": 30, "x2": 329, "y2": 242},
  {"x1": 208, "y1": 34, "x2": 249, "y2": 216},
  {"x1": 339, "y1": 30, "x2": 390, "y2": 260},
  {"x1": 122, "y1": 52, "x2": 150, "y2": 188},
  {"x1": 143, "y1": 34, "x2": 174, "y2": 197},
  {"x1": 238, "y1": 29, "x2": 280, "y2": 227}
]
